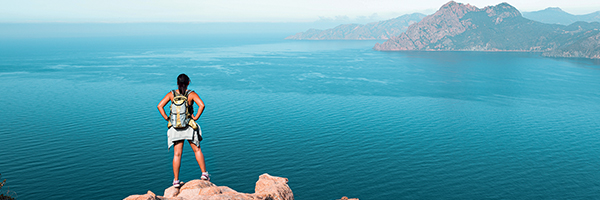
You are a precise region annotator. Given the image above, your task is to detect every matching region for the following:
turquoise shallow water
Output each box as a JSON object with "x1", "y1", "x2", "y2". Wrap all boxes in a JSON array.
[{"x1": 1, "y1": 34, "x2": 600, "y2": 199}]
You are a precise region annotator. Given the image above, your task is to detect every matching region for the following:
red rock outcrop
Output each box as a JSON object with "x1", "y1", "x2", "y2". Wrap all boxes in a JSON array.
[
  {"x1": 124, "y1": 174, "x2": 293, "y2": 200},
  {"x1": 374, "y1": 1, "x2": 478, "y2": 50},
  {"x1": 372, "y1": 1, "x2": 530, "y2": 51}
]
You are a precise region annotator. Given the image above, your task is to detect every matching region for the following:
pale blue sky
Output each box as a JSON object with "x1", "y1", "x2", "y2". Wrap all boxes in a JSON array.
[{"x1": 2, "y1": 0, "x2": 599, "y2": 23}]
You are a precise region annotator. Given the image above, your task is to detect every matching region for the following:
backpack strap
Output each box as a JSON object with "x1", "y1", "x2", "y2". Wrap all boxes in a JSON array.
[
  {"x1": 185, "y1": 90, "x2": 194, "y2": 115},
  {"x1": 172, "y1": 90, "x2": 192, "y2": 97}
]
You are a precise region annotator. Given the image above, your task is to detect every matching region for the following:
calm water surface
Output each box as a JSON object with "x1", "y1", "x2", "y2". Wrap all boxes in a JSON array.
[{"x1": 1, "y1": 34, "x2": 600, "y2": 199}]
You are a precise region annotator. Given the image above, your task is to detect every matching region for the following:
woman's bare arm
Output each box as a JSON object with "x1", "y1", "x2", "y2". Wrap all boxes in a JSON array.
[
  {"x1": 189, "y1": 92, "x2": 205, "y2": 121},
  {"x1": 157, "y1": 92, "x2": 173, "y2": 121}
]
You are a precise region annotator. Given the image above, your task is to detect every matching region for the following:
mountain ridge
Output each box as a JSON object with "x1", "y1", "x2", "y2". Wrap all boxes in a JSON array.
[
  {"x1": 373, "y1": 1, "x2": 600, "y2": 59},
  {"x1": 522, "y1": 7, "x2": 600, "y2": 25},
  {"x1": 285, "y1": 13, "x2": 425, "y2": 40}
]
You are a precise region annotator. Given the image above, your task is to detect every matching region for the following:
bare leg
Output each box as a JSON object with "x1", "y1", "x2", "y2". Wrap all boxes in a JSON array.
[
  {"x1": 173, "y1": 141, "x2": 184, "y2": 181},
  {"x1": 188, "y1": 140, "x2": 207, "y2": 172}
]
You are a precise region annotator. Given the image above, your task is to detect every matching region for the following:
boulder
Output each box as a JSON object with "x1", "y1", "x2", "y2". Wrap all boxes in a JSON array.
[
  {"x1": 124, "y1": 191, "x2": 157, "y2": 200},
  {"x1": 338, "y1": 196, "x2": 359, "y2": 200},
  {"x1": 255, "y1": 174, "x2": 293, "y2": 200}
]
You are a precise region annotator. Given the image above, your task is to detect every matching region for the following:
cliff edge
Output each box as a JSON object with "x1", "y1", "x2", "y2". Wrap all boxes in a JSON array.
[{"x1": 124, "y1": 174, "x2": 293, "y2": 200}]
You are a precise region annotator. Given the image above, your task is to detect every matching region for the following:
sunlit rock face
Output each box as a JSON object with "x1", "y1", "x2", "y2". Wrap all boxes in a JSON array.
[{"x1": 124, "y1": 173, "x2": 294, "y2": 200}]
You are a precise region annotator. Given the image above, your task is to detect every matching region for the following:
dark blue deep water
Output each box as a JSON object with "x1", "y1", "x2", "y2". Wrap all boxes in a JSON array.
[{"x1": 1, "y1": 34, "x2": 600, "y2": 199}]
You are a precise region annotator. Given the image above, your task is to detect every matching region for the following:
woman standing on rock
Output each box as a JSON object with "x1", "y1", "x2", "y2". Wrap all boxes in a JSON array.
[{"x1": 157, "y1": 73, "x2": 210, "y2": 187}]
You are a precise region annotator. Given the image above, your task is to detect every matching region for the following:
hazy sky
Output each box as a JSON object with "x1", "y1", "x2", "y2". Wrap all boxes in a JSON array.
[{"x1": 2, "y1": 0, "x2": 599, "y2": 23}]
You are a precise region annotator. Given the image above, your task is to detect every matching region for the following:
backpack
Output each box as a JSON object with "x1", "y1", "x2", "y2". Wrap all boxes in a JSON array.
[{"x1": 169, "y1": 90, "x2": 193, "y2": 129}]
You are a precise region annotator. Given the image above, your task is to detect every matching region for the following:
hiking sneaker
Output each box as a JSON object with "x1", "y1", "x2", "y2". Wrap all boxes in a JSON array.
[
  {"x1": 201, "y1": 172, "x2": 210, "y2": 181},
  {"x1": 173, "y1": 180, "x2": 182, "y2": 188}
]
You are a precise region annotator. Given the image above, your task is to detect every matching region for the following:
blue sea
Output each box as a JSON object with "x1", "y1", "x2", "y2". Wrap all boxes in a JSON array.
[{"x1": 1, "y1": 31, "x2": 600, "y2": 199}]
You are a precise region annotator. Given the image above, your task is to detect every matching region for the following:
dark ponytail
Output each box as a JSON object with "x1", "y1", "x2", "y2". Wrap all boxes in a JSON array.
[{"x1": 177, "y1": 73, "x2": 190, "y2": 95}]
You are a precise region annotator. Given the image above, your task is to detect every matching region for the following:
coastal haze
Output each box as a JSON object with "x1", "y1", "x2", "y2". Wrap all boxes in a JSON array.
[
  {"x1": 2, "y1": 0, "x2": 600, "y2": 22},
  {"x1": 285, "y1": 13, "x2": 427, "y2": 40},
  {"x1": 2, "y1": 1, "x2": 600, "y2": 200}
]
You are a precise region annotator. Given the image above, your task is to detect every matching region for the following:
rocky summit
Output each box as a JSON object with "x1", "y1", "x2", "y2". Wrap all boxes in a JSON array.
[
  {"x1": 124, "y1": 174, "x2": 359, "y2": 200},
  {"x1": 373, "y1": 1, "x2": 600, "y2": 59},
  {"x1": 124, "y1": 174, "x2": 293, "y2": 200}
]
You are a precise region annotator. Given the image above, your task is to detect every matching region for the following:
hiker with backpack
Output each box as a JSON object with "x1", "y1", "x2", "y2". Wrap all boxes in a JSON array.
[{"x1": 157, "y1": 73, "x2": 210, "y2": 187}]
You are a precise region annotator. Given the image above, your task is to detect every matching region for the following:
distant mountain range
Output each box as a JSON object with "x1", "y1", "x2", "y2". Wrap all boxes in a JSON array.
[
  {"x1": 522, "y1": 7, "x2": 600, "y2": 25},
  {"x1": 286, "y1": 6, "x2": 600, "y2": 42},
  {"x1": 373, "y1": 1, "x2": 600, "y2": 59},
  {"x1": 285, "y1": 13, "x2": 426, "y2": 40}
]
